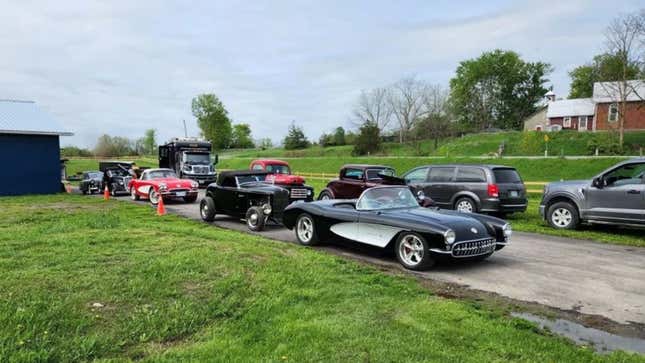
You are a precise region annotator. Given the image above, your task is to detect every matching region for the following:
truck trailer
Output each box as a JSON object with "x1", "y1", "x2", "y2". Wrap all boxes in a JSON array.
[{"x1": 159, "y1": 138, "x2": 218, "y2": 186}]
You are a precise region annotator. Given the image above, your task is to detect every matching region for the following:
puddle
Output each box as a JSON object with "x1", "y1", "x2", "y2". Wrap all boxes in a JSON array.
[{"x1": 511, "y1": 312, "x2": 645, "y2": 354}]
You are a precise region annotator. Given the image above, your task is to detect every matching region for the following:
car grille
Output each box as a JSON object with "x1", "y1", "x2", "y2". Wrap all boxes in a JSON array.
[
  {"x1": 193, "y1": 166, "x2": 210, "y2": 174},
  {"x1": 290, "y1": 188, "x2": 308, "y2": 199},
  {"x1": 451, "y1": 238, "x2": 496, "y2": 258}
]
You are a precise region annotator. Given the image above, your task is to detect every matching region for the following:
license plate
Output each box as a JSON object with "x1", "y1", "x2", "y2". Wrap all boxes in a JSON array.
[
  {"x1": 510, "y1": 191, "x2": 518, "y2": 197},
  {"x1": 176, "y1": 191, "x2": 186, "y2": 197}
]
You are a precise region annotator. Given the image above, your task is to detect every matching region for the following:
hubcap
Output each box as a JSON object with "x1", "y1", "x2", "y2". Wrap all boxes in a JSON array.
[
  {"x1": 296, "y1": 216, "x2": 314, "y2": 242},
  {"x1": 321, "y1": 194, "x2": 330, "y2": 200},
  {"x1": 248, "y1": 212, "x2": 259, "y2": 226},
  {"x1": 398, "y1": 235, "x2": 424, "y2": 266},
  {"x1": 551, "y1": 208, "x2": 572, "y2": 227},
  {"x1": 457, "y1": 200, "x2": 473, "y2": 213},
  {"x1": 201, "y1": 202, "x2": 208, "y2": 218},
  {"x1": 150, "y1": 190, "x2": 158, "y2": 204}
]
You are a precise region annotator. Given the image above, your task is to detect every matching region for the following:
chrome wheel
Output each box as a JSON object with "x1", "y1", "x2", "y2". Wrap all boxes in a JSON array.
[
  {"x1": 201, "y1": 202, "x2": 209, "y2": 219},
  {"x1": 247, "y1": 210, "x2": 259, "y2": 227},
  {"x1": 149, "y1": 189, "x2": 159, "y2": 205},
  {"x1": 456, "y1": 200, "x2": 474, "y2": 213},
  {"x1": 296, "y1": 215, "x2": 314, "y2": 243},
  {"x1": 320, "y1": 192, "x2": 331, "y2": 200},
  {"x1": 551, "y1": 207, "x2": 572, "y2": 227},
  {"x1": 398, "y1": 234, "x2": 424, "y2": 266}
]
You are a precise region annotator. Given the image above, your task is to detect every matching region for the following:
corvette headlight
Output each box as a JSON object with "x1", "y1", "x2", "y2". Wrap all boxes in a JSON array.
[
  {"x1": 191, "y1": 181, "x2": 199, "y2": 188},
  {"x1": 503, "y1": 224, "x2": 513, "y2": 238},
  {"x1": 159, "y1": 183, "x2": 168, "y2": 191},
  {"x1": 262, "y1": 203, "x2": 272, "y2": 215},
  {"x1": 444, "y1": 230, "x2": 456, "y2": 245}
]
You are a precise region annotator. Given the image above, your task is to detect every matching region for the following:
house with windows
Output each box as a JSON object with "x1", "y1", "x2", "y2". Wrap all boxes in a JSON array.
[
  {"x1": 546, "y1": 98, "x2": 595, "y2": 131},
  {"x1": 592, "y1": 80, "x2": 645, "y2": 131},
  {"x1": 524, "y1": 80, "x2": 645, "y2": 132}
]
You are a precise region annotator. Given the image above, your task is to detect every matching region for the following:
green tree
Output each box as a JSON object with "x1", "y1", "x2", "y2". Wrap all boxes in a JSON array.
[
  {"x1": 231, "y1": 124, "x2": 254, "y2": 149},
  {"x1": 258, "y1": 138, "x2": 273, "y2": 150},
  {"x1": 449, "y1": 49, "x2": 552, "y2": 131},
  {"x1": 93, "y1": 135, "x2": 135, "y2": 157},
  {"x1": 318, "y1": 132, "x2": 333, "y2": 147},
  {"x1": 333, "y1": 127, "x2": 346, "y2": 146},
  {"x1": 568, "y1": 53, "x2": 641, "y2": 98},
  {"x1": 191, "y1": 94, "x2": 232, "y2": 150},
  {"x1": 352, "y1": 121, "x2": 381, "y2": 156},
  {"x1": 142, "y1": 129, "x2": 157, "y2": 155},
  {"x1": 283, "y1": 122, "x2": 310, "y2": 150}
]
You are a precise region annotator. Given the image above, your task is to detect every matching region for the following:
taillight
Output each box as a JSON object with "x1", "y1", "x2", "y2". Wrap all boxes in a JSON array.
[{"x1": 487, "y1": 184, "x2": 499, "y2": 198}]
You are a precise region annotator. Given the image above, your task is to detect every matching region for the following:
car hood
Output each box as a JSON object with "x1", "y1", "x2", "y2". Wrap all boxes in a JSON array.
[
  {"x1": 379, "y1": 208, "x2": 492, "y2": 241},
  {"x1": 240, "y1": 182, "x2": 289, "y2": 194},
  {"x1": 547, "y1": 179, "x2": 590, "y2": 189},
  {"x1": 150, "y1": 178, "x2": 194, "y2": 188},
  {"x1": 268, "y1": 174, "x2": 305, "y2": 185}
]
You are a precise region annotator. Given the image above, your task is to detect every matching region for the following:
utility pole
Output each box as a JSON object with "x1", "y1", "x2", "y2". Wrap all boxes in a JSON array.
[{"x1": 182, "y1": 120, "x2": 188, "y2": 138}]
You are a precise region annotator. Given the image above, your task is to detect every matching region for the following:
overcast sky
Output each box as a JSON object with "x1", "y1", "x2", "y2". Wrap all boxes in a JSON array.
[{"x1": 1, "y1": 0, "x2": 642, "y2": 148}]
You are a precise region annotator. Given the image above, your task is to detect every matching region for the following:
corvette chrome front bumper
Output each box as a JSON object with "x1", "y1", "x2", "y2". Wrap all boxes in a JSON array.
[{"x1": 430, "y1": 238, "x2": 508, "y2": 258}]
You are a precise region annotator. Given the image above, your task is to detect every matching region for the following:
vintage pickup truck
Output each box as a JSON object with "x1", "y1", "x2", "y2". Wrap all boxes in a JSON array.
[{"x1": 249, "y1": 159, "x2": 314, "y2": 202}]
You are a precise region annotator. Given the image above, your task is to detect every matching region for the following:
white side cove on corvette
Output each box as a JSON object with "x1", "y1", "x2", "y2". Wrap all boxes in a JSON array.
[
  {"x1": 330, "y1": 222, "x2": 404, "y2": 248},
  {"x1": 137, "y1": 185, "x2": 152, "y2": 195}
]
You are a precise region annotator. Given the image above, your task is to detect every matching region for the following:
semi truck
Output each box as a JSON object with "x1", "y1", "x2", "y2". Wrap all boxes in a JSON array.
[{"x1": 159, "y1": 138, "x2": 218, "y2": 186}]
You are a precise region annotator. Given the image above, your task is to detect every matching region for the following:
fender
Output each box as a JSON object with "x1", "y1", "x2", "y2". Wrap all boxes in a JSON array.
[
  {"x1": 318, "y1": 187, "x2": 335, "y2": 200},
  {"x1": 542, "y1": 190, "x2": 584, "y2": 214}
]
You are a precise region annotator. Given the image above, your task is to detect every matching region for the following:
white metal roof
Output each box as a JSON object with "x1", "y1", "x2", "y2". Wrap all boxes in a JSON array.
[
  {"x1": 592, "y1": 80, "x2": 645, "y2": 103},
  {"x1": 0, "y1": 99, "x2": 73, "y2": 136},
  {"x1": 546, "y1": 98, "x2": 595, "y2": 118}
]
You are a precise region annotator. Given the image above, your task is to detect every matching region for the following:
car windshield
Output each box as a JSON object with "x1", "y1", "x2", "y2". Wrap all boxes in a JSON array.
[
  {"x1": 366, "y1": 168, "x2": 396, "y2": 180},
  {"x1": 183, "y1": 153, "x2": 210, "y2": 165},
  {"x1": 88, "y1": 172, "x2": 103, "y2": 179},
  {"x1": 237, "y1": 174, "x2": 268, "y2": 185},
  {"x1": 148, "y1": 170, "x2": 177, "y2": 179},
  {"x1": 266, "y1": 164, "x2": 290, "y2": 174},
  {"x1": 356, "y1": 187, "x2": 419, "y2": 210}
]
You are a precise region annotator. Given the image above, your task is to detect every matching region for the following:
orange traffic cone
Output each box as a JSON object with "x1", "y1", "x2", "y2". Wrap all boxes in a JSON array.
[
  {"x1": 103, "y1": 185, "x2": 110, "y2": 200},
  {"x1": 157, "y1": 196, "x2": 166, "y2": 216}
]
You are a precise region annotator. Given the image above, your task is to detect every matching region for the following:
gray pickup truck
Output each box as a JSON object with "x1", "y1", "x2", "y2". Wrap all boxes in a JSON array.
[{"x1": 540, "y1": 159, "x2": 645, "y2": 229}]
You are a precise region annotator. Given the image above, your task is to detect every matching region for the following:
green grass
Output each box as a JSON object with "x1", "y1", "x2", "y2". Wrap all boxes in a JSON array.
[
  {"x1": 1, "y1": 195, "x2": 643, "y2": 362},
  {"x1": 219, "y1": 156, "x2": 631, "y2": 182},
  {"x1": 223, "y1": 131, "x2": 645, "y2": 158}
]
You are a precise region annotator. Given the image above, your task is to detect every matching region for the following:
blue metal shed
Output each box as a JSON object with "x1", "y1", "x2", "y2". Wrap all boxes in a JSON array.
[{"x1": 0, "y1": 100, "x2": 73, "y2": 196}]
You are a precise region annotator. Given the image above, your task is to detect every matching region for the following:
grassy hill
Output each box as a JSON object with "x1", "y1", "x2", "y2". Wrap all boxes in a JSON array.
[{"x1": 224, "y1": 131, "x2": 645, "y2": 158}]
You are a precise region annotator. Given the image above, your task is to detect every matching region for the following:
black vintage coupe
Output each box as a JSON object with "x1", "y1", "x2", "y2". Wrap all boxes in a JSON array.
[
  {"x1": 283, "y1": 186, "x2": 512, "y2": 270},
  {"x1": 79, "y1": 171, "x2": 104, "y2": 195},
  {"x1": 200, "y1": 170, "x2": 292, "y2": 231}
]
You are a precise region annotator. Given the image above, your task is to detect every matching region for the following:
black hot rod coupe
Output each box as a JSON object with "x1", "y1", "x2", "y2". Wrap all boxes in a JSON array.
[
  {"x1": 200, "y1": 170, "x2": 292, "y2": 231},
  {"x1": 283, "y1": 186, "x2": 512, "y2": 270}
]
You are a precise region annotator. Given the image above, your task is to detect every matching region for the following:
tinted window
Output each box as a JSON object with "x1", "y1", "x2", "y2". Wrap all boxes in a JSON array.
[
  {"x1": 366, "y1": 168, "x2": 395, "y2": 180},
  {"x1": 493, "y1": 168, "x2": 522, "y2": 183},
  {"x1": 456, "y1": 167, "x2": 486, "y2": 183},
  {"x1": 344, "y1": 169, "x2": 364, "y2": 180},
  {"x1": 404, "y1": 167, "x2": 429, "y2": 183},
  {"x1": 222, "y1": 177, "x2": 236, "y2": 187},
  {"x1": 266, "y1": 164, "x2": 290, "y2": 174},
  {"x1": 428, "y1": 167, "x2": 455, "y2": 182}
]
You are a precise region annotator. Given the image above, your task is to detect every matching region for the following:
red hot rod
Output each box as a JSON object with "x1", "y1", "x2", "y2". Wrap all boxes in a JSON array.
[{"x1": 128, "y1": 168, "x2": 199, "y2": 205}]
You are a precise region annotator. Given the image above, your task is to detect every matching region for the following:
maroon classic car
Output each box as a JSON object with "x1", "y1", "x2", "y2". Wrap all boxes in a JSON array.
[{"x1": 318, "y1": 164, "x2": 404, "y2": 200}]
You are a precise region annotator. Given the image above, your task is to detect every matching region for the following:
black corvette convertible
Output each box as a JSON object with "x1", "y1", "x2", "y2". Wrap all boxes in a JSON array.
[{"x1": 282, "y1": 186, "x2": 512, "y2": 270}]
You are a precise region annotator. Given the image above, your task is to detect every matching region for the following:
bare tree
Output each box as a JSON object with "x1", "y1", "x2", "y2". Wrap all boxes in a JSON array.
[
  {"x1": 352, "y1": 87, "x2": 392, "y2": 131},
  {"x1": 388, "y1": 77, "x2": 428, "y2": 143},
  {"x1": 601, "y1": 11, "x2": 645, "y2": 147},
  {"x1": 414, "y1": 84, "x2": 452, "y2": 152}
]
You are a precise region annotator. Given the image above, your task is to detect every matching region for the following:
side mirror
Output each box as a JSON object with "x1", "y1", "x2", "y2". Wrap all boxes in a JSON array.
[
  {"x1": 592, "y1": 177, "x2": 604, "y2": 189},
  {"x1": 213, "y1": 154, "x2": 219, "y2": 166}
]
